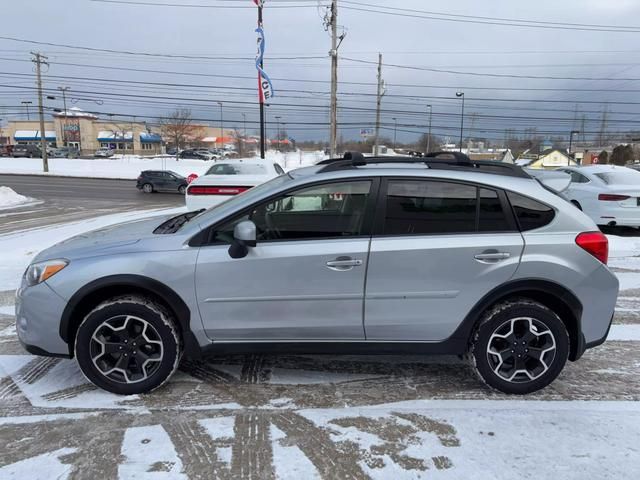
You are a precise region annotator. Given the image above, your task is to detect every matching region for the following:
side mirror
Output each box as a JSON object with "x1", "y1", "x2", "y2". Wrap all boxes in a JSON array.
[{"x1": 228, "y1": 220, "x2": 257, "y2": 259}]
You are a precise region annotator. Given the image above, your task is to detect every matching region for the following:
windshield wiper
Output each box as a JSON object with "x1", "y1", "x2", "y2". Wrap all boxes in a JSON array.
[{"x1": 153, "y1": 209, "x2": 205, "y2": 234}]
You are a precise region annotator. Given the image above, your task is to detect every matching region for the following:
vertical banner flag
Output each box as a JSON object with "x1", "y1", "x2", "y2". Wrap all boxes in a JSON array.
[
  {"x1": 255, "y1": 26, "x2": 274, "y2": 103},
  {"x1": 254, "y1": 0, "x2": 274, "y2": 104}
]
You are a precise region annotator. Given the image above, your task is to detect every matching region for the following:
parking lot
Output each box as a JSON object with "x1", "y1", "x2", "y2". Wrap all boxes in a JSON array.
[{"x1": 1, "y1": 176, "x2": 639, "y2": 479}]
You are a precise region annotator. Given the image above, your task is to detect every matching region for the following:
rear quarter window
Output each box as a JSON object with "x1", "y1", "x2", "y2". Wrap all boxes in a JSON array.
[{"x1": 506, "y1": 191, "x2": 555, "y2": 231}]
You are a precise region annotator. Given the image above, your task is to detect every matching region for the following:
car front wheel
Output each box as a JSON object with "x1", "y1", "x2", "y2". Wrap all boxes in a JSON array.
[
  {"x1": 178, "y1": 185, "x2": 186, "y2": 195},
  {"x1": 469, "y1": 298, "x2": 569, "y2": 395},
  {"x1": 75, "y1": 295, "x2": 181, "y2": 395}
]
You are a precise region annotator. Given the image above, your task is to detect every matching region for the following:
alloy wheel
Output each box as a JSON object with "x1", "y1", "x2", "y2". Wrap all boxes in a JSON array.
[
  {"x1": 486, "y1": 317, "x2": 556, "y2": 383},
  {"x1": 90, "y1": 315, "x2": 164, "y2": 384}
]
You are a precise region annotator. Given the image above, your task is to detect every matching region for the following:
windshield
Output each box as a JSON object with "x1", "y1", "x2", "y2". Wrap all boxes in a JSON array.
[
  {"x1": 205, "y1": 163, "x2": 267, "y2": 176},
  {"x1": 594, "y1": 170, "x2": 640, "y2": 185}
]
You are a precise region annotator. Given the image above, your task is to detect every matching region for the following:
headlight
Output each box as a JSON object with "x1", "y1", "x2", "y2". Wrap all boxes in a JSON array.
[{"x1": 25, "y1": 259, "x2": 69, "y2": 286}]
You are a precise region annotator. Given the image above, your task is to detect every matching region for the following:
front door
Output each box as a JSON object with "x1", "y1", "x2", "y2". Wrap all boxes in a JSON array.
[
  {"x1": 364, "y1": 178, "x2": 524, "y2": 341},
  {"x1": 195, "y1": 179, "x2": 376, "y2": 341}
]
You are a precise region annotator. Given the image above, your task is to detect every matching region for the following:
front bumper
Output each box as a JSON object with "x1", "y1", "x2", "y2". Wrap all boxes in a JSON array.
[{"x1": 15, "y1": 280, "x2": 71, "y2": 357}]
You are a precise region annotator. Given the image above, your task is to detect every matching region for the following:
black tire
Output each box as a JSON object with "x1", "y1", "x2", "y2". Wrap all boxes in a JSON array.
[
  {"x1": 469, "y1": 298, "x2": 569, "y2": 395},
  {"x1": 75, "y1": 295, "x2": 181, "y2": 395},
  {"x1": 570, "y1": 200, "x2": 582, "y2": 210},
  {"x1": 142, "y1": 183, "x2": 154, "y2": 193},
  {"x1": 178, "y1": 185, "x2": 186, "y2": 195}
]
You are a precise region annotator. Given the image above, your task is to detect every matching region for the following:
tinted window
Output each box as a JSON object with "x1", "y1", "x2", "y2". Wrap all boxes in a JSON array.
[
  {"x1": 507, "y1": 192, "x2": 555, "y2": 231},
  {"x1": 479, "y1": 188, "x2": 511, "y2": 232},
  {"x1": 567, "y1": 171, "x2": 590, "y2": 183},
  {"x1": 213, "y1": 180, "x2": 371, "y2": 243},
  {"x1": 384, "y1": 180, "x2": 477, "y2": 235}
]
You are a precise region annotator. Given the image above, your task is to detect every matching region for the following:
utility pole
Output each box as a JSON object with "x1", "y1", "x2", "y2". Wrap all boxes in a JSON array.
[
  {"x1": 426, "y1": 104, "x2": 432, "y2": 154},
  {"x1": 242, "y1": 113, "x2": 247, "y2": 138},
  {"x1": 57, "y1": 86, "x2": 69, "y2": 146},
  {"x1": 32, "y1": 52, "x2": 49, "y2": 173},
  {"x1": 21, "y1": 101, "x2": 32, "y2": 120},
  {"x1": 329, "y1": 0, "x2": 339, "y2": 158},
  {"x1": 373, "y1": 53, "x2": 384, "y2": 156}
]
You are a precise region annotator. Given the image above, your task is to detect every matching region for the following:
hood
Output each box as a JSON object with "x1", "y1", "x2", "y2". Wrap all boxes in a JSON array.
[{"x1": 33, "y1": 214, "x2": 175, "y2": 262}]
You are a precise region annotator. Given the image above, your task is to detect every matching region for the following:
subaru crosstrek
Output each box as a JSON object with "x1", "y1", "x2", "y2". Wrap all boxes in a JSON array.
[{"x1": 16, "y1": 152, "x2": 619, "y2": 395}]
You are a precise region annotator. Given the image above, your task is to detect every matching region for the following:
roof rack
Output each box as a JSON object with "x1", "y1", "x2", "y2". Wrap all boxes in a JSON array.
[{"x1": 317, "y1": 151, "x2": 531, "y2": 179}]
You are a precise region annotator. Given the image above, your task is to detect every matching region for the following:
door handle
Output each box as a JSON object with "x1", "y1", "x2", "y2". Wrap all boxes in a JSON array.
[
  {"x1": 326, "y1": 257, "x2": 363, "y2": 271},
  {"x1": 474, "y1": 252, "x2": 511, "y2": 263}
]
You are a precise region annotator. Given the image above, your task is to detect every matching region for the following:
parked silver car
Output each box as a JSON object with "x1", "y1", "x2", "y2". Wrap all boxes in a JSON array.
[{"x1": 16, "y1": 152, "x2": 619, "y2": 395}]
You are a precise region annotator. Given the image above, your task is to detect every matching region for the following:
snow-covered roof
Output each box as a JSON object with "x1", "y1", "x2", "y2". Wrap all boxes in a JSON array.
[
  {"x1": 97, "y1": 131, "x2": 133, "y2": 141},
  {"x1": 14, "y1": 130, "x2": 56, "y2": 141},
  {"x1": 53, "y1": 107, "x2": 97, "y2": 119}
]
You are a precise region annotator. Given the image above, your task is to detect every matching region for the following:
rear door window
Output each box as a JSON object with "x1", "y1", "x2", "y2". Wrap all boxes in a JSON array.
[
  {"x1": 382, "y1": 180, "x2": 514, "y2": 235},
  {"x1": 506, "y1": 192, "x2": 555, "y2": 231}
]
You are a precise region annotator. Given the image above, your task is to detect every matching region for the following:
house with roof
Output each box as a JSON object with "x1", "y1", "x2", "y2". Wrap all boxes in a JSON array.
[{"x1": 516, "y1": 149, "x2": 576, "y2": 169}]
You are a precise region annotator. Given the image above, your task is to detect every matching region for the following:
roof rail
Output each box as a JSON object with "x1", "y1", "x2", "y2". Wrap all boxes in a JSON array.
[{"x1": 316, "y1": 151, "x2": 530, "y2": 179}]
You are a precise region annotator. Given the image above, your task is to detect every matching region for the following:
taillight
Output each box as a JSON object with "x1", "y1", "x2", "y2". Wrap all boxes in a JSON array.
[
  {"x1": 187, "y1": 186, "x2": 250, "y2": 196},
  {"x1": 576, "y1": 231, "x2": 608, "y2": 264},
  {"x1": 598, "y1": 194, "x2": 630, "y2": 201}
]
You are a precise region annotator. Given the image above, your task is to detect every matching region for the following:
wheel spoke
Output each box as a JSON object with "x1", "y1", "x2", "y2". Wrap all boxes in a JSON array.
[
  {"x1": 89, "y1": 314, "x2": 164, "y2": 385},
  {"x1": 486, "y1": 316, "x2": 557, "y2": 384}
]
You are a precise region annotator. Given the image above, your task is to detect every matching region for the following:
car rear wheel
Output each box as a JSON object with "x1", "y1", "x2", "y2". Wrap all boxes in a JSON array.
[
  {"x1": 469, "y1": 298, "x2": 569, "y2": 394},
  {"x1": 75, "y1": 296, "x2": 181, "y2": 395},
  {"x1": 142, "y1": 183, "x2": 154, "y2": 193}
]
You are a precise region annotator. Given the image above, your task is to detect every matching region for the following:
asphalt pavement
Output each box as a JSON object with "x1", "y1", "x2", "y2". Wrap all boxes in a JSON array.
[{"x1": 0, "y1": 174, "x2": 183, "y2": 233}]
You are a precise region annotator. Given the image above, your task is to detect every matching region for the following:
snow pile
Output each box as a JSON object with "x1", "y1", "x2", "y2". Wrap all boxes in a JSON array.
[
  {"x1": 0, "y1": 186, "x2": 35, "y2": 210},
  {"x1": 0, "y1": 150, "x2": 327, "y2": 180}
]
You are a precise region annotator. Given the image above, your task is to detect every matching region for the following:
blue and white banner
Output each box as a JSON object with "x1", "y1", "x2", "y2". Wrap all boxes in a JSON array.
[{"x1": 255, "y1": 26, "x2": 274, "y2": 103}]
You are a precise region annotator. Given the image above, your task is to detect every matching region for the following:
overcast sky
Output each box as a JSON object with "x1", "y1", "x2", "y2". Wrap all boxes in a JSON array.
[{"x1": 2, "y1": 0, "x2": 640, "y2": 145}]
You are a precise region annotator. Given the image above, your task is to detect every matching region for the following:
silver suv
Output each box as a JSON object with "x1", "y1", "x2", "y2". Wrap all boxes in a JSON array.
[{"x1": 16, "y1": 152, "x2": 619, "y2": 395}]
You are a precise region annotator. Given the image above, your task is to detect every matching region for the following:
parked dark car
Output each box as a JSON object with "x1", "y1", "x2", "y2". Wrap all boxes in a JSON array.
[
  {"x1": 179, "y1": 149, "x2": 210, "y2": 160},
  {"x1": 136, "y1": 170, "x2": 188, "y2": 194},
  {"x1": 12, "y1": 144, "x2": 42, "y2": 158}
]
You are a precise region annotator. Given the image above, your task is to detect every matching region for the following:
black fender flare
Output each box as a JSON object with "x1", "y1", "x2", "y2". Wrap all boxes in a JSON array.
[
  {"x1": 449, "y1": 278, "x2": 584, "y2": 360},
  {"x1": 59, "y1": 274, "x2": 202, "y2": 359}
]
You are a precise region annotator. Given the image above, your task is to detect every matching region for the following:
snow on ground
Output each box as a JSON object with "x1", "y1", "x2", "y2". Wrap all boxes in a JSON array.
[
  {"x1": 0, "y1": 150, "x2": 325, "y2": 180},
  {"x1": 0, "y1": 207, "x2": 183, "y2": 291},
  {"x1": 0, "y1": 186, "x2": 39, "y2": 211}
]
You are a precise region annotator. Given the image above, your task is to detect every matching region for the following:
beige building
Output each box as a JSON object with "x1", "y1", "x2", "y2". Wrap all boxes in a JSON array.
[{"x1": 5, "y1": 107, "x2": 233, "y2": 155}]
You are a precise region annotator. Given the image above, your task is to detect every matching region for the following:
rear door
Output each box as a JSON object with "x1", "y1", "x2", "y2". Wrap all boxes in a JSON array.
[{"x1": 364, "y1": 178, "x2": 524, "y2": 341}]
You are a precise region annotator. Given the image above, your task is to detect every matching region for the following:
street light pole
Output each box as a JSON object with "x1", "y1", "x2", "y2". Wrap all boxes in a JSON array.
[
  {"x1": 275, "y1": 116, "x2": 281, "y2": 152},
  {"x1": 216, "y1": 101, "x2": 223, "y2": 149},
  {"x1": 21, "y1": 101, "x2": 32, "y2": 120},
  {"x1": 392, "y1": 117, "x2": 397, "y2": 150},
  {"x1": 426, "y1": 104, "x2": 432, "y2": 154},
  {"x1": 456, "y1": 92, "x2": 465, "y2": 153},
  {"x1": 569, "y1": 130, "x2": 580, "y2": 165},
  {"x1": 57, "y1": 87, "x2": 70, "y2": 147}
]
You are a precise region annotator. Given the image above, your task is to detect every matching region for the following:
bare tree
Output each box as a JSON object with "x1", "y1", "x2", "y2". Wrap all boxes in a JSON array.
[{"x1": 158, "y1": 108, "x2": 200, "y2": 160}]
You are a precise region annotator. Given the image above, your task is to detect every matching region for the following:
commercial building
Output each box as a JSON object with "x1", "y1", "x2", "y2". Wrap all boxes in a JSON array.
[{"x1": 4, "y1": 107, "x2": 234, "y2": 155}]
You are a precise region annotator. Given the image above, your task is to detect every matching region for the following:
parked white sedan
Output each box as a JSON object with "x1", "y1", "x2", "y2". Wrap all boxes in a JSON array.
[
  {"x1": 556, "y1": 165, "x2": 640, "y2": 227},
  {"x1": 185, "y1": 160, "x2": 285, "y2": 210}
]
